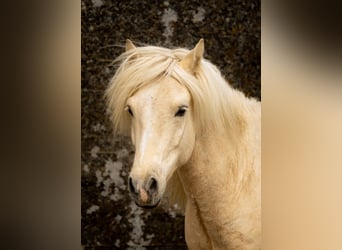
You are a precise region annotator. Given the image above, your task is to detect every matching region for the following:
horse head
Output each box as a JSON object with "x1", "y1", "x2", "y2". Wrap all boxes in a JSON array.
[{"x1": 125, "y1": 40, "x2": 203, "y2": 207}]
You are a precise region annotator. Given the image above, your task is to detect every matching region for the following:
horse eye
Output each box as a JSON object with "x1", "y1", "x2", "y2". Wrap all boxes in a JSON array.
[
  {"x1": 175, "y1": 107, "x2": 187, "y2": 117},
  {"x1": 127, "y1": 106, "x2": 133, "y2": 117}
]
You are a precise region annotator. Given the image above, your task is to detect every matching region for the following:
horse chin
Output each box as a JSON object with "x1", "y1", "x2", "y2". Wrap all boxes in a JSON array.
[{"x1": 135, "y1": 198, "x2": 161, "y2": 209}]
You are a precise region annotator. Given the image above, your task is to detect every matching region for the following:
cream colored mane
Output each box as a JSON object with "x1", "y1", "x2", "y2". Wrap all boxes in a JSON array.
[{"x1": 106, "y1": 44, "x2": 250, "y2": 138}]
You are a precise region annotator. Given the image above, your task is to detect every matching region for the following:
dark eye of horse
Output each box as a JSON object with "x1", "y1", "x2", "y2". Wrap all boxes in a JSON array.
[
  {"x1": 127, "y1": 106, "x2": 133, "y2": 117},
  {"x1": 175, "y1": 107, "x2": 187, "y2": 117}
]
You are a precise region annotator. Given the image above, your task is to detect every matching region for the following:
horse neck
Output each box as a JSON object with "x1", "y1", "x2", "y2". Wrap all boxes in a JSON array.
[
  {"x1": 178, "y1": 97, "x2": 260, "y2": 222},
  {"x1": 179, "y1": 127, "x2": 243, "y2": 205},
  {"x1": 177, "y1": 93, "x2": 261, "y2": 248}
]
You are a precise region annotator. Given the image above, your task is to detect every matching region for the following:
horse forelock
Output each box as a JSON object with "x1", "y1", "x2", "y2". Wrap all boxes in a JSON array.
[{"x1": 105, "y1": 45, "x2": 245, "y2": 136}]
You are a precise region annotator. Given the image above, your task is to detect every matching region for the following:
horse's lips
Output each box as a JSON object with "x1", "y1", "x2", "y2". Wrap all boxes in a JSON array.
[{"x1": 135, "y1": 199, "x2": 161, "y2": 209}]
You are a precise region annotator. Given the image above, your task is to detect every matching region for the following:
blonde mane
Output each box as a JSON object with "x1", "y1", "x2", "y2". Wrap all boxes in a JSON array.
[{"x1": 105, "y1": 45, "x2": 250, "y2": 138}]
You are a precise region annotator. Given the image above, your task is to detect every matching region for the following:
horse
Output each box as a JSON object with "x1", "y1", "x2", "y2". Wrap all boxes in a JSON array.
[{"x1": 105, "y1": 39, "x2": 260, "y2": 249}]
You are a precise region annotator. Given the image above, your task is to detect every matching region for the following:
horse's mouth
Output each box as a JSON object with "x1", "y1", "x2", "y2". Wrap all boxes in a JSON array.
[{"x1": 135, "y1": 199, "x2": 161, "y2": 209}]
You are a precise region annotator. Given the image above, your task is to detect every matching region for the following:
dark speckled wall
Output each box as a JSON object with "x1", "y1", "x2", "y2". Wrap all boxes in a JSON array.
[{"x1": 81, "y1": 0, "x2": 260, "y2": 249}]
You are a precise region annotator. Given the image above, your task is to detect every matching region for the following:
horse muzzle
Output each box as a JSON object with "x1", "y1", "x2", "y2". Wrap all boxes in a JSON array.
[{"x1": 128, "y1": 176, "x2": 161, "y2": 208}]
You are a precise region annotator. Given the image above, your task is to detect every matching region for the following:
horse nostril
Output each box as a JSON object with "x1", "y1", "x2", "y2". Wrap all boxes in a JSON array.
[
  {"x1": 149, "y1": 177, "x2": 158, "y2": 193},
  {"x1": 129, "y1": 177, "x2": 137, "y2": 194}
]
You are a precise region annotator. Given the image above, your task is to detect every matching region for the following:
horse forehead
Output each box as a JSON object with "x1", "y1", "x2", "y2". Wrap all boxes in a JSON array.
[{"x1": 134, "y1": 79, "x2": 190, "y2": 105}]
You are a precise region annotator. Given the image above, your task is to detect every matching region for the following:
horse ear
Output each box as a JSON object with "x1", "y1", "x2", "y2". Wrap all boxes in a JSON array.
[
  {"x1": 125, "y1": 39, "x2": 136, "y2": 51},
  {"x1": 179, "y1": 39, "x2": 204, "y2": 73}
]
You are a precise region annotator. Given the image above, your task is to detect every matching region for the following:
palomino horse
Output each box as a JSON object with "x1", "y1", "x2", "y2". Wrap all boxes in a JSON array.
[{"x1": 106, "y1": 39, "x2": 260, "y2": 249}]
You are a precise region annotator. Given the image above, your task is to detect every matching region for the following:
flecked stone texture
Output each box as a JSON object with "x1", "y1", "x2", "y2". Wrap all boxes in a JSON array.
[{"x1": 82, "y1": 0, "x2": 260, "y2": 249}]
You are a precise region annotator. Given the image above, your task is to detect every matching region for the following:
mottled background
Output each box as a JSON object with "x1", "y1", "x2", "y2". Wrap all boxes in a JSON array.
[{"x1": 81, "y1": 0, "x2": 260, "y2": 249}]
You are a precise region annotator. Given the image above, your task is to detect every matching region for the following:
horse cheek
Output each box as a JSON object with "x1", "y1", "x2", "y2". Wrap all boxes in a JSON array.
[
  {"x1": 130, "y1": 125, "x2": 136, "y2": 146},
  {"x1": 179, "y1": 126, "x2": 195, "y2": 165}
]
